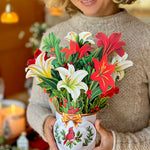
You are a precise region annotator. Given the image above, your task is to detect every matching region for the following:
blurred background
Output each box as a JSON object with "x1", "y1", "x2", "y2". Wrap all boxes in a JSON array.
[{"x1": 0, "y1": 0, "x2": 150, "y2": 149}]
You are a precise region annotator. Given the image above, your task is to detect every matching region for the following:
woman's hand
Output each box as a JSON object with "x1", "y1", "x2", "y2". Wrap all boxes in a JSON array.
[
  {"x1": 93, "y1": 120, "x2": 113, "y2": 150},
  {"x1": 43, "y1": 116, "x2": 59, "y2": 150}
]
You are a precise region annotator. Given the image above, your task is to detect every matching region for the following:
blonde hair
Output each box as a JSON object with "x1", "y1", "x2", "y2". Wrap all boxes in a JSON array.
[
  {"x1": 44, "y1": 0, "x2": 137, "y2": 15},
  {"x1": 113, "y1": 0, "x2": 136, "y2": 4}
]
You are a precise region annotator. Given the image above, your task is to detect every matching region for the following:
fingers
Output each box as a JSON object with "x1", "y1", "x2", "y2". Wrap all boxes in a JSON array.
[
  {"x1": 46, "y1": 125, "x2": 58, "y2": 150},
  {"x1": 44, "y1": 116, "x2": 59, "y2": 150},
  {"x1": 93, "y1": 146, "x2": 100, "y2": 150},
  {"x1": 95, "y1": 119, "x2": 105, "y2": 135}
]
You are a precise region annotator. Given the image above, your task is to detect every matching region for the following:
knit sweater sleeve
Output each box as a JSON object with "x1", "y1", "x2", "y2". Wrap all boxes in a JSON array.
[
  {"x1": 112, "y1": 127, "x2": 150, "y2": 150},
  {"x1": 27, "y1": 79, "x2": 55, "y2": 140},
  {"x1": 111, "y1": 27, "x2": 150, "y2": 150},
  {"x1": 26, "y1": 26, "x2": 60, "y2": 140}
]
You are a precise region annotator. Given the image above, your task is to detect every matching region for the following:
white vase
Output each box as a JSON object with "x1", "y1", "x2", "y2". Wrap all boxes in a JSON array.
[{"x1": 53, "y1": 111, "x2": 96, "y2": 150}]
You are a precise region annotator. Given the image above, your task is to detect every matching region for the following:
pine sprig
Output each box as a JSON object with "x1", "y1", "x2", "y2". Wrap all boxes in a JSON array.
[
  {"x1": 42, "y1": 32, "x2": 65, "y2": 66},
  {"x1": 54, "y1": 124, "x2": 61, "y2": 144},
  {"x1": 83, "y1": 126, "x2": 94, "y2": 146}
]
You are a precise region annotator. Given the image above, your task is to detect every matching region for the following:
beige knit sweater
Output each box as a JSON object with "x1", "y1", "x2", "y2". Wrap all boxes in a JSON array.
[{"x1": 27, "y1": 10, "x2": 150, "y2": 150}]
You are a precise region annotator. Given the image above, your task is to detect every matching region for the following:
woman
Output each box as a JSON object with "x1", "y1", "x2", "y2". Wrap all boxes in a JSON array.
[{"x1": 27, "y1": 0, "x2": 150, "y2": 149}]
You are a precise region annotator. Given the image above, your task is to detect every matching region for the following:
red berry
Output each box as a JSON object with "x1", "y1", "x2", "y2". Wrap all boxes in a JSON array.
[
  {"x1": 95, "y1": 105, "x2": 98, "y2": 108},
  {"x1": 63, "y1": 99, "x2": 68, "y2": 103},
  {"x1": 90, "y1": 90, "x2": 93, "y2": 94},
  {"x1": 34, "y1": 49, "x2": 42, "y2": 59},
  {"x1": 69, "y1": 62, "x2": 73, "y2": 65},
  {"x1": 27, "y1": 59, "x2": 35, "y2": 66},
  {"x1": 88, "y1": 95, "x2": 91, "y2": 99},
  {"x1": 69, "y1": 106, "x2": 74, "y2": 110},
  {"x1": 63, "y1": 63, "x2": 68, "y2": 69},
  {"x1": 76, "y1": 108, "x2": 79, "y2": 112},
  {"x1": 87, "y1": 90, "x2": 90, "y2": 95},
  {"x1": 71, "y1": 109, "x2": 76, "y2": 114},
  {"x1": 88, "y1": 63, "x2": 92, "y2": 66},
  {"x1": 96, "y1": 108, "x2": 100, "y2": 112},
  {"x1": 60, "y1": 102, "x2": 63, "y2": 107},
  {"x1": 64, "y1": 104, "x2": 67, "y2": 108},
  {"x1": 91, "y1": 109, "x2": 94, "y2": 113},
  {"x1": 68, "y1": 110, "x2": 72, "y2": 114}
]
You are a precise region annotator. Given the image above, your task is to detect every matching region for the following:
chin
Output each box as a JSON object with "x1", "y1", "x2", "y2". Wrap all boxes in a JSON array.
[{"x1": 82, "y1": 9, "x2": 101, "y2": 17}]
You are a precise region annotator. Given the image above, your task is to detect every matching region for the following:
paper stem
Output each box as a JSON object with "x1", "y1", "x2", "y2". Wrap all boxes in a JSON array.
[
  {"x1": 85, "y1": 97, "x2": 89, "y2": 114},
  {"x1": 67, "y1": 92, "x2": 71, "y2": 107}
]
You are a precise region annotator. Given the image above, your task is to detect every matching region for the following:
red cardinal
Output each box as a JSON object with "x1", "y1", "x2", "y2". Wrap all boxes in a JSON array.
[{"x1": 63, "y1": 127, "x2": 75, "y2": 145}]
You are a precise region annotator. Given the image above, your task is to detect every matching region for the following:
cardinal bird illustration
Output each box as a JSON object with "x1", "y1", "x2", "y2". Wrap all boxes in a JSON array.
[{"x1": 63, "y1": 127, "x2": 75, "y2": 145}]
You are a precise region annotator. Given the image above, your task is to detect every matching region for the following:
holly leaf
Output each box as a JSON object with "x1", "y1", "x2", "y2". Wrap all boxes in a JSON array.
[
  {"x1": 70, "y1": 143, "x2": 73, "y2": 149},
  {"x1": 76, "y1": 139, "x2": 81, "y2": 142},
  {"x1": 73, "y1": 142, "x2": 77, "y2": 145},
  {"x1": 78, "y1": 133, "x2": 82, "y2": 138},
  {"x1": 76, "y1": 131, "x2": 80, "y2": 137},
  {"x1": 66, "y1": 141, "x2": 70, "y2": 146}
]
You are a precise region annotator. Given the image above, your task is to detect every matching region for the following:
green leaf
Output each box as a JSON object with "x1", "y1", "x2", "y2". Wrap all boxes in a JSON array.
[
  {"x1": 78, "y1": 133, "x2": 83, "y2": 138},
  {"x1": 76, "y1": 131, "x2": 80, "y2": 137},
  {"x1": 76, "y1": 139, "x2": 81, "y2": 142},
  {"x1": 37, "y1": 75, "x2": 58, "y2": 90},
  {"x1": 68, "y1": 55, "x2": 73, "y2": 62},
  {"x1": 84, "y1": 138, "x2": 88, "y2": 143},
  {"x1": 53, "y1": 98, "x2": 59, "y2": 111},
  {"x1": 62, "y1": 129, "x2": 65, "y2": 134},
  {"x1": 62, "y1": 106, "x2": 68, "y2": 113},
  {"x1": 90, "y1": 87, "x2": 102, "y2": 102},
  {"x1": 83, "y1": 143, "x2": 88, "y2": 146},
  {"x1": 76, "y1": 34, "x2": 79, "y2": 43},
  {"x1": 60, "y1": 132, "x2": 64, "y2": 136},
  {"x1": 66, "y1": 141, "x2": 70, "y2": 146},
  {"x1": 71, "y1": 101, "x2": 76, "y2": 108},
  {"x1": 90, "y1": 81, "x2": 99, "y2": 91},
  {"x1": 37, "y1": 82, "x2": 51, "y2": 90},
  {"x1": 70, "y1": 143, "x2": 73, "y2": 149},
  {"x1": 92, "y1": 47, "x2": 103, "y2": 60},
  {"x1": 48, "y1": 92, "x2": 55, "y2": 98},
  {"x1": 73, "y1": 142, "x2": 77, "y2": 145}
]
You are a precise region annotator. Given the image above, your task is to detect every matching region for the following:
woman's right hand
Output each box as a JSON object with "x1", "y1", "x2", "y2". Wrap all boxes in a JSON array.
[{"x1": 44, "y1": 116, "x2": 59, "y2": 150}]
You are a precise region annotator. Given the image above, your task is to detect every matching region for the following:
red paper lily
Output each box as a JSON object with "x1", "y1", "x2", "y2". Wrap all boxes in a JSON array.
[
  {"x1": 61, "y1": 40, "x2": 92, "y2": 61},
  {"x1": 91, "y1": 55, "x2": 115, "y2": 94},
  {"x1": 95, "y1": 32, "x2": 125, "y2": 57},
  {"x1": 101, "y1": 87, "x2": 119, "y2": 98},
  {"x1": 27, "y1": 59, "x2": 35, "y2": 66},
  {"x1": 34, "y1": 49, "x2": 42, "y2": 59}
]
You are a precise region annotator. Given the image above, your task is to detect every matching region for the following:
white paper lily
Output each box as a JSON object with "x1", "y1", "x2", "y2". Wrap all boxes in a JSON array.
[
  {"x1": 65, "y1": 31, "x2": 95, "y2": 44},
  {"x1": 56, "y1": 64, "x2": 88, "y2": 102},
  {"x1": 111, "y1": 53, "x2": 133, "y2": 81},
  {"x1": 25, "y1": 52, "x2": 55, "y2": 80}
]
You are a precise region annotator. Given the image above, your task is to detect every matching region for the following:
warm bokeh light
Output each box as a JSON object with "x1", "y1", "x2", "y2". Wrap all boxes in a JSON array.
[
  {"x1": 49, "y1": 7, "x2": 63, "y2": 16},
  {"x1": 11, "y1": 105, "x2": 15, "y2": 114},
  {"x1": 1, "y1": 3, "x2": 19, "y2": 24},
  {"x1": 1, "y1": 12, "x2": 19, "y2": 23}
]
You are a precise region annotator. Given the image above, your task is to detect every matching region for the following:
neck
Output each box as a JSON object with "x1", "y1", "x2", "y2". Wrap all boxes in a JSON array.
[{"x1": 85, "y1": 4, "x2": 121, "y2": 17}]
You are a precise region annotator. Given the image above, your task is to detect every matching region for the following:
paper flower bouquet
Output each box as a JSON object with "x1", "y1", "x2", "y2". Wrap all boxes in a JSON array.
[{"x1": 26, "y1": 31, "x2": 133, "y2": 150}]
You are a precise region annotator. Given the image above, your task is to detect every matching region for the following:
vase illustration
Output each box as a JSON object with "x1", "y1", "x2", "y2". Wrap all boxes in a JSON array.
[{"x1": 53, "y1": 111, "x2": 96, "y2": 150}]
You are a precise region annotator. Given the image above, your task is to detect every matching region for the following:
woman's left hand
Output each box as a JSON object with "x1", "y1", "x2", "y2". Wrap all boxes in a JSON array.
[{"x1": 93, "y1": 120, "x2": 113, "y2": 150}]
